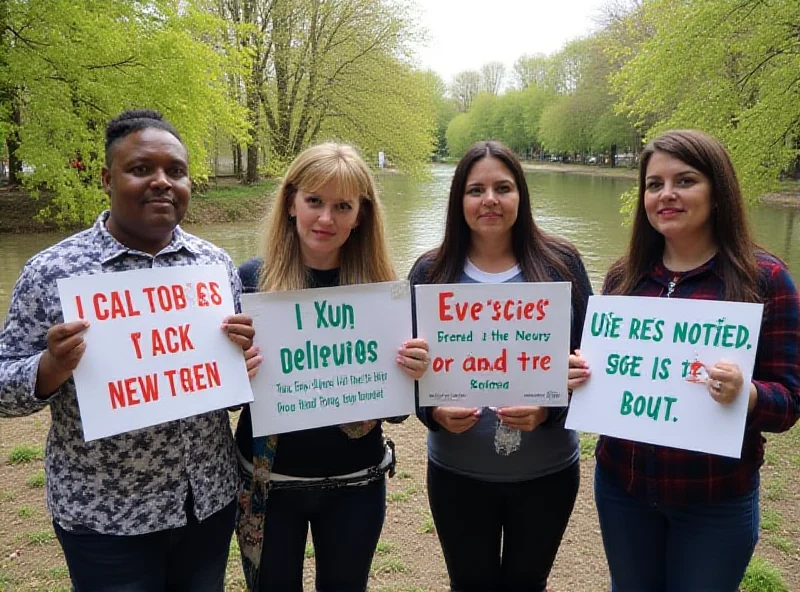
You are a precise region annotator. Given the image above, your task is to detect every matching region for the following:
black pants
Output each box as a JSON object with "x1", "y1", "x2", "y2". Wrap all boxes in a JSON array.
[
  {"x1": 54, "y1": 497, "x2": 236, "y2": 592},
  {"x1": 427, "y1": 460, "x2": 580, "y2": 592},
  {"x1": 257, "y1": 477, "x2": 386, "y2": 592}
]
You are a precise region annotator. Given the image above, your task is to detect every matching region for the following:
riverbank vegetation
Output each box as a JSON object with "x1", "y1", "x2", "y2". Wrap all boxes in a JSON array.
[
  {"x1": 0, "y1": 0, "x2": 798, "y2": 223},
  {"x1": 440, "y1": 0, "x2": 800, "y2": 203}
]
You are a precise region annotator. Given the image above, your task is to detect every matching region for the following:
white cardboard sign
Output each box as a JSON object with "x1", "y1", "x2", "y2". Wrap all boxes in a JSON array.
[
  {"x1": 415, "y1": 282, "x2": 572, "y2": 407},
  {"x1": 57, "y1": 265, "x2": 254, "y2": 441},
  {"x1": 243, "y1": 281, "x2": 416, "y2": 435},
  {"x1": 565, "y1": 295, "x2": 763, "y2": 458}
]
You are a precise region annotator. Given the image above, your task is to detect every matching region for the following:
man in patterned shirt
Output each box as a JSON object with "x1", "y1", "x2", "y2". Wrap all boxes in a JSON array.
[{"x1": 0, "y1": 110, "x2": 255, "y2": 591}]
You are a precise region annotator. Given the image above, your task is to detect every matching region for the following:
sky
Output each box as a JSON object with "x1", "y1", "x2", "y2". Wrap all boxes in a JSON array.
[{"x1": 413, "y1": 0, "x2": 609, "y2": 84}]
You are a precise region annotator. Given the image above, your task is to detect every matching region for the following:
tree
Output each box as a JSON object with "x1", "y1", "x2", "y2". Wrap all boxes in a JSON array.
[
  {"x1": 215, "y1": 0, "x2": 433, "y2": 175},
  {"x1": 423, "y1": 71, "x2": 458, "y2": 158},
  {"x1": 450, "y1": 70, "x2": 482, "y2": 113},
  {"x1": 480, "y1": 61, "x2": 506, "y2": 95},
  {"x1": 612, "y1": 0, "x2": 800, "y2": 198},
  {"x1": 512, "y1": 54, "x2": 549, "y2": 90},
  {"x1": 1, "y1": 0, "x2": 248, "y2": 223}
]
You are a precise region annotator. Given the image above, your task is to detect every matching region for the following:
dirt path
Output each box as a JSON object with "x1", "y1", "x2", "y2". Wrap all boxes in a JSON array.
[{"x1": 2, "y1": 413, "x2": 797, "y2": 591}]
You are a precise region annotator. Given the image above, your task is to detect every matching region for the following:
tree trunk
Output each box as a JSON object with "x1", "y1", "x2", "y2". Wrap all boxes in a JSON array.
[
  {"x1": 246, "y1": 143, "x2": 259, "y2": 183},
  {"x1": 245, "y1": 80, "x2": 260, "y2": 183},
  {"x1": 7, "y1": 99, "x2": 22, "y2": 185}
]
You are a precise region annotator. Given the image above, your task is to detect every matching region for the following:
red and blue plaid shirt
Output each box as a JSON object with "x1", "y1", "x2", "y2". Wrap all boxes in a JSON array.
[{"x1": 596, "y1": 252, "x2": 800, "y2": 505}]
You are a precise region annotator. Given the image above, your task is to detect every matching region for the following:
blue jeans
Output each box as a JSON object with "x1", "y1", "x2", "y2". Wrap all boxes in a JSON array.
[
  {"x1": 53, "y1": 497, "x2": 236, "y2": 592},
  {"x1": 257, "y1": 477, "x2": 386, "y2": 592},
  {"x1": 594, "y1": 465, "x2": 759, "y2": 592}
]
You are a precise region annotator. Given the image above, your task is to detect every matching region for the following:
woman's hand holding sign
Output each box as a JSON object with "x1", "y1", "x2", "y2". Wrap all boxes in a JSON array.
[
  {"x1": 497, "y1": 406, "x2": 548, "y2": 431},
  {"x1": 568, "y1": 349, "x2": 591, "y2": 391},
  {"x1": 704, "y1": 360, "x2": 756, "y2": 411},
  {"x1": 35, "y1": 320, "x2": 91, "y2": 398},
  {"x1": 432, "y1": 407, "x2": 480, "y2": 433},
  {"x1": 243, "y1": 346, "x2": 263, "y2": 379},
  {"x1": 397, "y1": 338, "x2": 430, "y2": 380}
]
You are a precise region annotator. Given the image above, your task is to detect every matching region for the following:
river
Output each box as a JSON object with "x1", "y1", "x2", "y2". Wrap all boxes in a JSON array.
[{"x1": 0, "y1": 165, "x2": 798, "y2": 318}]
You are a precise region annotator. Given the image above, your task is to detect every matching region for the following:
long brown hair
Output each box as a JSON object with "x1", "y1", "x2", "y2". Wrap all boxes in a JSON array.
[
  {"x1": 259, "y1": 143, "x2": 396, "y2": 291},
  {"x1": 608, "y1": 130, "x2": 761, "y2": 302},
  {"x1": 424, "y1": 140, "x2": 584, "y2": 300}
]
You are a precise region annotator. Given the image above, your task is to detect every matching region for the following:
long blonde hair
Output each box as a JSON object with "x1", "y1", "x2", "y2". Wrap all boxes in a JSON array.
[{"x1": 259, "y1": 143, "x2": 396, "y2": 291}]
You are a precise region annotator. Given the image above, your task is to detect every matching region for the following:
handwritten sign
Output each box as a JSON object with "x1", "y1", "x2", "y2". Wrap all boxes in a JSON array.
[
  {"x1": 243, "y1": 281, "x2": 416, "y2": 435},
  {"x1": 57, "y1": 265, "x2": 254, "y2": 441},
  {"x1": 565, "y1": 295, "x2": 763, "y2": 458},
  {"x1": 415, "y1": 282, "x2": 571, "y2": 407}
]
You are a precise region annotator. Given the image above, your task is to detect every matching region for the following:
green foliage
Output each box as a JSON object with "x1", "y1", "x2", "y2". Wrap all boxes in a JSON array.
[
  {"x1": 740, "y1": 557, "x2": 788, "y2": 592},
  {"x1": 25, "y1": 530, "x2": 55, "y2": 546},
  {"x1": 375, "y1": 541, "x2": 396, "y2": 555},
  {"x1": 26, "y1": 470, "x2": 46, "y2": 488},
  {"x1": 445, "y1": 34, "x2": 636, "y2": 160},
  {"x1": 612, "y1": 0, "x2": 800, "y2": 200},
  {"x1": 7, "y1": 444, "x2": 44, "y2": 464},
  {"x1": 17, "y1": 506, "x2": 34, "y2": 519},
  {"x1": 760, "y1": 508, "x2": 782, "y2": 532},
  {"x1": 304, "y1": 542, "x2": 315, "y2": 559},
  {"x1": 1, "y1": 0, "x2": 248, "y2": 224},
  {"x1": 221, "y1": 0, "x2": 435, "y2": 178},
  {"x1": 418, "y1": 510, "x2": 435, "y2": 534},
  {"x1": 371, "y1": 559, "x2": 406, "y2": 575},
  {"x1": 767, "y1": 536, "x2": 796, "y2": 555},
  {"x1": 579, "y1": 433, "x2": 598, "y2": 460}
]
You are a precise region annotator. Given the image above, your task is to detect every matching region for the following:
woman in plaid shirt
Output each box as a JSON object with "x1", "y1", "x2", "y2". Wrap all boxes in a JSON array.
[{"x1": 569, "y1": 130, "x2": 800, "y2": 592}]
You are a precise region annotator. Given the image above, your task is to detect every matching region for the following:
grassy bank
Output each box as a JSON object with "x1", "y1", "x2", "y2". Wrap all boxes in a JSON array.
[
  {"x1": 521, "y1": 161, "x2": 638, "y2": 179},
  {"x1": 0, "y1": 179, "x2": 278, "y2": 234},
  {"x1": 2, "y1": 172, "x2": 798, "y2": 234}
]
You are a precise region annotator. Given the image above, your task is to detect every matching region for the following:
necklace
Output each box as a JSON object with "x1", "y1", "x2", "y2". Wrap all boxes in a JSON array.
[{"x1": 666, "y1": 274, "x2": 681, "y2": 298}]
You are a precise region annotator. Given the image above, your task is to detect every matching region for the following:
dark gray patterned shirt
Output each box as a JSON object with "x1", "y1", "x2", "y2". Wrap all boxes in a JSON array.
[{"x1": 0, "y1": 211, "x2": 242, "y2": 535}]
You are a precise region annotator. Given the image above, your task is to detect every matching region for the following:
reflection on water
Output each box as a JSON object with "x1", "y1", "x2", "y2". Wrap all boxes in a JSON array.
[{"x1": 1, "y1": 166, "x2": 798, "y2": 318}]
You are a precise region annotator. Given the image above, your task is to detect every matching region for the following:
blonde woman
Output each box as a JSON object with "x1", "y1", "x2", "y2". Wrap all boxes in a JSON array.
[{"x1": 234, "y1": 143, "x2": 429, "y2": 592}]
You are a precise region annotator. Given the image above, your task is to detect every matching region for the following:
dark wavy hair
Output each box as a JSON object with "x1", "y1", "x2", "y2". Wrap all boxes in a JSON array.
[
  {"x1": 105, "y1": 109, "x2": 184, "y2": 166},
  {"x1": 423, "y1": 140, "x2": 585, "y2": 304},
  {"x1": 607, "y1": 129, "x2": 761, "y2": 302}
]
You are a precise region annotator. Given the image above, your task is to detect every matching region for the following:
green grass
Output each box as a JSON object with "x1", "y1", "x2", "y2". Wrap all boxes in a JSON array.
[
  {"x1": 371, "y1": 558, "x2": 406, "y2": 575},
  {"x1": 228, "y1": 536, "x2": 240, "y2": 559},
  {"x1": 579, "y1": 433, "x2": 598, "y2": 459},
  {"x1": 304, "y1": 542, "x2": 315, "y2": 559},
  {"x1": 418, "y1": 511, "x2": 435, "y2": 534},
  {"x1": 741, "y1": 557, "x2": 788, "y2": 592},
  {"x1": 375, "y1": 541, "x2": 396, "y2": 555},
  {"x1": 26, "y1": 530, "x2": 55, "y2": 546},
  {"x1": 763, "y1": 450, "x2": 779, "y2": 466},
  {"x1": 760, "y1": 508, "x2": 782, "y2": 532},
  {"x1": 395, "y1": 471, "x2": 412, "y2": 480},
  {"x1": 0, "y1": 490, "x2": 14, "y2": 502},
  {"x1": 768, "y1": 536, "x2": 797, "y2": 555},
  {"x1": 47, "y1": 566, "x2": 69, "y2": 579},
  {"x1": 387, "y1": 485, "x2": 417, "y2": 503},
  {"x1": 0, "y1": 571, "x2": 18, "y2": 590},
  {"x1": 27, "y1": 470, "x2": 46, "y2": 488},
  {"x1": 17, "y1": 506, "x2": 34, "y2": 519},
  {"x1": 7, "y1": 444, "x2": 44, "y2": 464},
  {"x1": 764, "y1": 477, "x2": 787, "y2": 501},
  {"x1": 196, "y1": 180, "x2": 277, "y2": 202}
]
